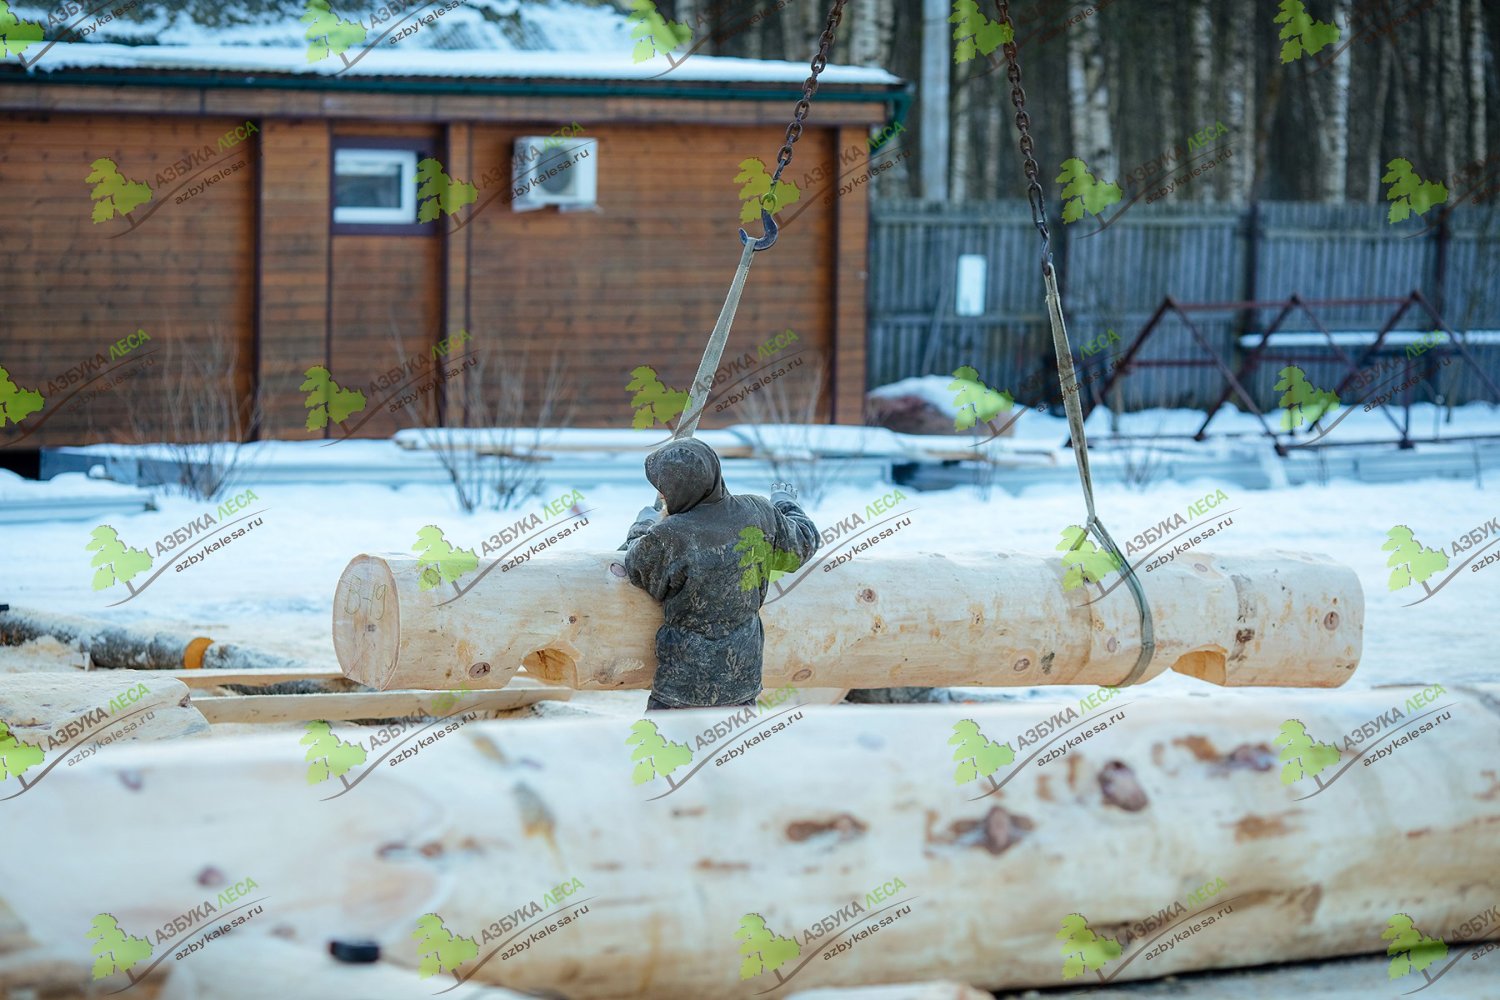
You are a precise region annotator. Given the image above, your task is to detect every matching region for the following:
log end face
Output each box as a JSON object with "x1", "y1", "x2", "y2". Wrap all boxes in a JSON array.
[{"x1": 332, "y1": 556, "x2": 400, "y2": 689}]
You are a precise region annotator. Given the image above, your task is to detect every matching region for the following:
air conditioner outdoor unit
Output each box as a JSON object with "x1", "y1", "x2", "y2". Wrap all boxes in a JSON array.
[{"x1": 512, "y1": 137, "x2": 598, "y2": 212}]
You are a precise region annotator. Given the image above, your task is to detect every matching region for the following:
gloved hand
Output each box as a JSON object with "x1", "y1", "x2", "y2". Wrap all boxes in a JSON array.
[{"x1": 769, "y1": 481, "x2": 798, "y2": 506}]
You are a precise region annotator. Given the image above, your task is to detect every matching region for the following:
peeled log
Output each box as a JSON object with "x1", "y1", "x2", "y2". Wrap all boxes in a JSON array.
[
  {"x1": 0, "y1": 686, "x2": 1492, "y2": 998},
  {"x1": 332, "y1": 549, "x2": 1362, "y2": 691}
]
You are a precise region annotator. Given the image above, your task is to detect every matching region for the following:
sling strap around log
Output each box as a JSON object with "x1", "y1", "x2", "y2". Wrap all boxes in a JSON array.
[{"x1": 993, "y1": 0, "x2": 1156, "y2": 687}]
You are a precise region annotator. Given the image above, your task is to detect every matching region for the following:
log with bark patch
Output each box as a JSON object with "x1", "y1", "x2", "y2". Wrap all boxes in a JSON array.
[
  {"x1": 1, "y1": 685, "x2": 1489, "y2": 999},
  {"x1": 0, "y1": 607, "x2": 306, "y2": 672},
  {"x1": 331, "y1": 549, "x2": 1362, "y2": 691}
]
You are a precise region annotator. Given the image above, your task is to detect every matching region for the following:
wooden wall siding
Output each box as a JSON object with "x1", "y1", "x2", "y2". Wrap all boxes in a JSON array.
[
  {"x1": 831, "y1": 125, "x2": 869, "y2": 424},
  {"x1": 0, "y1": 81, "x2": 895, "y2": 132},
  {"x1": 461, "y1": 122, "x2": 839, "y2": 429},
  {"x1": 0, "y1": 112, "x2": 255, "y2": 449},
  {"x1": 257, "y1": 120, "x2": 331, "y2": 438}
]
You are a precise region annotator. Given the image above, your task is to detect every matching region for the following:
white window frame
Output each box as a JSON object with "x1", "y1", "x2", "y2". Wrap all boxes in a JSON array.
[{"x1": 333, "y1": 148, "x2": 419, "y2": 225}]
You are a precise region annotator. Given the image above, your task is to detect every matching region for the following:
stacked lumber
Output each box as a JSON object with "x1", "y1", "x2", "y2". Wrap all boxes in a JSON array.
[
  {"x1": 1, "y1": 686, "x2": 1489, "y2": 999},
  {"x1": 332, "y1": 549, "x2": 1363, "y2": 691}
]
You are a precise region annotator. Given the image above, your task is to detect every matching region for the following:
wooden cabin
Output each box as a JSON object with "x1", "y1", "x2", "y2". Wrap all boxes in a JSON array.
[{"x1": 0, "y1": 40, "x2": 902, "y2": 459}]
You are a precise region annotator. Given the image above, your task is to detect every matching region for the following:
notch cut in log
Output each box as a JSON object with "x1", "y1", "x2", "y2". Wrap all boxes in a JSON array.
[
  {"x1": 1, "y1": 685, "x2": 1492, "y2": 999},
  {"x1": 332, "y1": 549, "x2": 1363, "y2": 692}
]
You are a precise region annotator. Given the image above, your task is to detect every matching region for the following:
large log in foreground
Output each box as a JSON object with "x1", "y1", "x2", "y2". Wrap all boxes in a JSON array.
[
  {"x1": 332, "y1": 549, "x2": 1363, "y2": 691},
  {"x1": 2, "y1": 686, "x2": 1490, "y2": 999}
]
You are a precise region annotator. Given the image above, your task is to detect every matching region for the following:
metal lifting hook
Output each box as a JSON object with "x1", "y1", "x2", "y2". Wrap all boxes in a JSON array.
[{"x1": 738, "y1": 207, "x2": 778, "y2": 251}]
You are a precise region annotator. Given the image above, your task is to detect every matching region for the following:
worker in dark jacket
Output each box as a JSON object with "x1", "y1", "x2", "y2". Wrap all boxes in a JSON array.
[{"x1": 622, "y1": 438, "x2": 819, "y2": 710}]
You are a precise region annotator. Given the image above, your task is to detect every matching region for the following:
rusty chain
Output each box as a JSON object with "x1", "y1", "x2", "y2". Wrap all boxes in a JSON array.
[
  {"x1": 768, "y1": 0, "x2": 848, "y2": 187},
  {"x1": 994, "y1": 0, "x2": 1053, "y2": 276}
]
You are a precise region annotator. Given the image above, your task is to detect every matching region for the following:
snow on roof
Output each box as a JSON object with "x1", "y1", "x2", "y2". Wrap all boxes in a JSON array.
[
  {"x1": 5, "y1": 0, "x2": 899, "y2": 86},
  {"x1": 23, "y1": 42, "x2": 900, "y2": 86}
]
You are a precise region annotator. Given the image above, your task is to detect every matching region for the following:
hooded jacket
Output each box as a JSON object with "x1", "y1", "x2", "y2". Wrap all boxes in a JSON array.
[{"x1": 622, "y1": 439, "x2": 820, "y2": 708}]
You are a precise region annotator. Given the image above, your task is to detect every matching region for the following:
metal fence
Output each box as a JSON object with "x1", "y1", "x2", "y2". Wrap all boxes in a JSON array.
[{"x1": 867, "y1": 198, "x2": 1500, "y2": 411}]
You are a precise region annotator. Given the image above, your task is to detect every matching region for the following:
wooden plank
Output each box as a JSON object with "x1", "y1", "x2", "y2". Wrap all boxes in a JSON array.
[
  {"x1": 192, "y1": 683, "x2": 571, "y2": 724},
  {"x1": 162, "y1": 667, "x2": 349, "y2": 688}
]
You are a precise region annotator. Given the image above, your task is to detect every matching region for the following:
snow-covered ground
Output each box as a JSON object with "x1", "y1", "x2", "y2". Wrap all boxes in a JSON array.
[{"x1": 2, "y1": 416, "x2": 1496, "y2": 691}]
